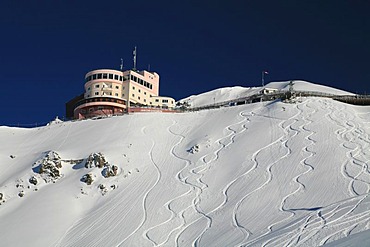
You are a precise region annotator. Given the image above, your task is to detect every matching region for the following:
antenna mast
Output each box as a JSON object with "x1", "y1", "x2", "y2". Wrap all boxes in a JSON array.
[
  {"x1": 120, "y1": 58, "x2": 124, "y2": 71},
  {"x1": 133, "y1": 46, "x2": 137, "y2": 70}
]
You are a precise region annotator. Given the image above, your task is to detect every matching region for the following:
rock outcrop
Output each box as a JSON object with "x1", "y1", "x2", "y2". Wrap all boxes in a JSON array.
[
  {"x1": 102, "y1": 165, "x2": 119, "y2": 178},
  {"x1": 35, "y1": 151, "x2": 63, "y2": 183},
  {"x1": 85, "y1": 153, "x2": 108, "y2": 168},
  {"x1": 81, "y1": 173, "x2": 94, "y2": 185}
]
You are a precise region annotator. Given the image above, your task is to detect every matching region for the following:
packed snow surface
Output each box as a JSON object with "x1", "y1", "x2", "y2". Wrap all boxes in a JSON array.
[
  {"x1": 180, "y1": 80, "x2": 354, "y2": 108},
  {"x1": 0, "y1": 81, "x2": 369, "y2": 246}
]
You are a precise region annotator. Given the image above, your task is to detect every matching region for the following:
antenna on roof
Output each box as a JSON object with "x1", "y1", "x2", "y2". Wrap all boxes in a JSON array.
[
  {"x1": 120, "y1": 58, "x2": 124, "y2": 71},
  {"x1": 148, "y1": 64, "x2": 151, "y2": 71},
  {"x1": 262, "y1": 70, "x2": 268, "y2": 87},
  {"x1": 133, "y1": 46, "x2": 137, "y2": 70}
]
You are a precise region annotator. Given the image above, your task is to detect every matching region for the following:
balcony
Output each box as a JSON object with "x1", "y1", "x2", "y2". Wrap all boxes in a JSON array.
[{"x1": 74, "y1": 97, "x2": 126, "y2": 109}]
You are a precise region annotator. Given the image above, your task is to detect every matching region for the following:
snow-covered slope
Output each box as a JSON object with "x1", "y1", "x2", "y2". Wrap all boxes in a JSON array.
[
  {"x1": 179, "y1": 80, "x2": 354, "y2": 108},
  {"x1": 1, "y1": 82, "x2": 369, "y2": 247}
]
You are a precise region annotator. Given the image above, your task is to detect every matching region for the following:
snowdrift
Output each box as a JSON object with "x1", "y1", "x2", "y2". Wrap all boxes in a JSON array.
[{"x1": 0, "y1": 82, "x2": 369, "y2": 246}]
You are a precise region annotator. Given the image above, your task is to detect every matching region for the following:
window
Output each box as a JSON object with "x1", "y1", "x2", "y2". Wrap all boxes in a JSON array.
[
  {"x1": 103, "y1": 73, "x2": 108, "y2": 79},
  {"x1": 130, "y1": 75, "x2": 138, "y2": 82},
  {"x1": 109, "y1": 92, "x2": 112, "y2": 95},
  {"x1": 138, "y1": 89, "x2": 141, "y2": 93},
  {"x1": 122, "y1": 94, "x2": 125, "y2": 97},
  {"x1": 115, "y1": 85, "x2": 119, "y2": 89},
  {"x1": 138, "y1": 96, "x2": 141, "y2": 100},
  {"x1": 95, "y1": 92, "x2": 99, "y2": 95},
  {"x1": 144, "y1": 92, "x2": 146, "y2": 95},
  {"x1": 97, "y1": 74, "x2": 102, "y2": 79},
  {"x1": 155, "y1": 99, "x2": 159, "y2": 102},
  {"x1": 93, "y1": 74, "x2": 97, "y2": 80},
  {"x1": 115, "y1": 93, "x2": 118, "y2": 96},
  {"x1": 114, "y1": 75, "x2": 119, "y2": 80},
  {"x1": 119, "y1": 76, "x2": 123, "y2": 81},
  {"x1": 87, "y1": 87, "x2": 91, "y2": 91},
  {"x1": 89, "y1": 108, "x2": 94, "y2": 112},
  {"x1": 98, "y1": 107, "x2": 103, "y2": 110},
  {"x1": 95, "y1": 84, "x2": 100, "y2": 88},
  {"x1": 132, "y1": 94, "x2": 135, "y2": 97},
  {"x1": 144, "y1": 99, "x2": 146, "y2": 102},
  {"x1": 162, "y1": 99, "x2": 169, "y2": 103},
  {"x1": 109, "y1": 74, "x2": 113, "y2": 79},
  {"x1": 122, "y1": 86, "x2": 125, "y2": 90},
  {"x1": 132, "y1": 86, "x2": 135, "y2": 90}
]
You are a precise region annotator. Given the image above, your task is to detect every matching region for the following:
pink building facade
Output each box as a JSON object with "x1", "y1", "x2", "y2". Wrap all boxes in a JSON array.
[{"x1": 71, "y1": 69, "x2": 175, "y2": 119}]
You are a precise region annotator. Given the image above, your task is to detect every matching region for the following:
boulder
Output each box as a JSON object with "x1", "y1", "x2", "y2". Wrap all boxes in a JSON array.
[
  {"x1": 29, "y1": 176, "x2": 38, "y2": 185},
  {"x1": 102, "y1": 165, "x2": 119, "y2": 178},
  {"x1": 81, "y1": 173, "x2": 94, "y2": 185},
  {"x1": 36, "y1": 151, "x2": 63, "y2": 183},
  {"x1": 85, "y1": 153, "x2": 108, "y2": 168}
]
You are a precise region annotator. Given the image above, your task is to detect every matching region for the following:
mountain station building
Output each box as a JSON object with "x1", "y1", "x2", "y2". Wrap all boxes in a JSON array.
[{"x1": 66, "y1": 68, "x2": 176, "y2": 119}]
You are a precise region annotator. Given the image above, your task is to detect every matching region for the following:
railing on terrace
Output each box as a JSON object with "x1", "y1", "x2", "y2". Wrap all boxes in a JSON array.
[
  {"x1": 185, "y1": 90, "x2": 370, "y2": 111},
  {"x1": 5, "y1": 90, "x2": 369, "y2": 128},
  {"x1": 74, "y1": 97, "x2": 127, "y2": 108}
]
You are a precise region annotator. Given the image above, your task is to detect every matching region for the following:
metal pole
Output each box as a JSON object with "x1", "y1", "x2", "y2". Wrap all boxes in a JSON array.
[
  {"x1": 133, "y1": 46, "x2": 137, "y2": 70},
  {"x1": 262, "y1": 71, "x2": 264, "y2": 87}
]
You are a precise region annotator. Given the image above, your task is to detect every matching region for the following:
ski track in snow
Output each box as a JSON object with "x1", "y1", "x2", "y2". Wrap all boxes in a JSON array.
[
  {"x1": 55, "y1": 171, "x2": 142, "y2": 247},
  {"x1": 167, "y1": 123, "x2": 203, "y2": 247},
  {"x1": 235, "y1": 103, "x2": 305, "y2": 247},
  {"x1": 253, "y1": 100, "x2": 370, "y2": 247},
  {"x1": 261, "y1": 100, "x2": 318, "y2": 247},
  {"x1": 172, "y1": 109, "x2": 251, "y2": 246},
  {"x1": 193, "y1": 110, "x2": 252, "y2": 246},
  {"x1": 143, "y1": 121, "x2": 195, "y2": 246},
  {"x1": 250, "y1": 194, "x2": 370, "y2": 247},
  {"x1": 117, "y1": 126, "x2": 161, "y2": 246},
  {"x1": 5, "y1": 96, "x2": 370, "y2": 247},
  {"x1": 324, "y1": 100, "x2": 370, "y2": 196}
]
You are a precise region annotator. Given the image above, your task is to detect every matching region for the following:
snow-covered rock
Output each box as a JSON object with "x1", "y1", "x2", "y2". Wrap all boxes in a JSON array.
[
  {"x1": 34, "y1": 151, "x2": 63, "y2": 183},
  {"x1": 85, "y1": 152, "x2": 108, "y2": 168}
]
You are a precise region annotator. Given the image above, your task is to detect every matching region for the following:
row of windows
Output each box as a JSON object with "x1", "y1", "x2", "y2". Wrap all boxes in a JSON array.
[
  {"x1": 87, "y1": 92, "x2": 120, "y2": 97},
  {"x1": 130, "y1": 75, "x2": 153, "y2": 90},
  {"x1": 88, "y1": 84, "x2": 121, "y2": 90},
  {"x1": 85, "y1": 73, "x2": 126, "y2": 83},
  {"x1": 153, "y1": 98, "x2": 173, "y2": 104}
]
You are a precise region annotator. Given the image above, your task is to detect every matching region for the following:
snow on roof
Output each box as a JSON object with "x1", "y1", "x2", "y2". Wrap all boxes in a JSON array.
[
  {"x1": 179, "y1": 80, "x2": 354, "y2": 108},
  {"x1": 265, "y1": 80, "x2": 354, "y2": 96}
]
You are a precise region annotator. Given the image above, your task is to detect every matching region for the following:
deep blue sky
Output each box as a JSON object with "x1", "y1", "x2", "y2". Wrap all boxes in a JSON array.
[{"x1": 1, "y1": 0, "x2": 369, "y2": 126}]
